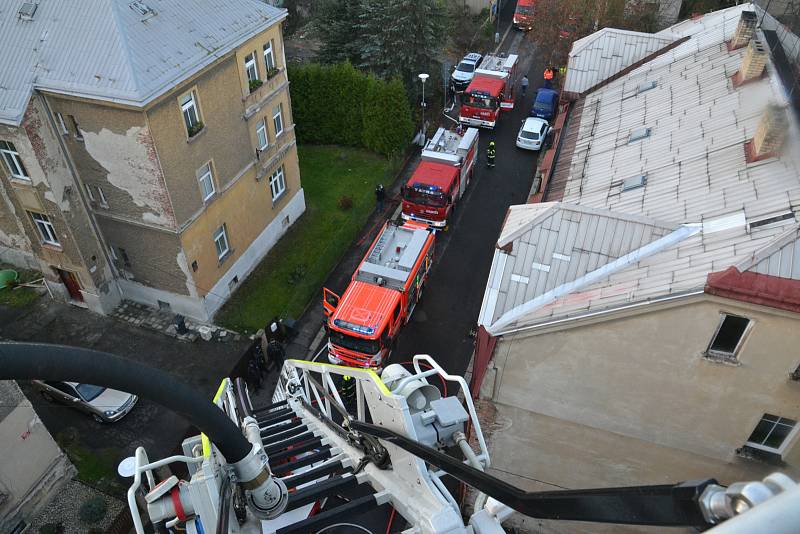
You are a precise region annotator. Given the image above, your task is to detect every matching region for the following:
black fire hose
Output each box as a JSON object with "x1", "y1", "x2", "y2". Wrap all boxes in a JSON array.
[{"x1": 0, "y1": 342, "x2": 252, "y2": 463}]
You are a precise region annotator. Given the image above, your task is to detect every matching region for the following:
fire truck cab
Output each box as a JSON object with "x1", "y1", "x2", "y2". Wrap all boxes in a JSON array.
[
  {"x1": 323, "y1": 221, "x2": 435, "y2": 369},
  {"x1": 513, "y1": 0, "x2": 536, "y2": 30},
  {"x1": 459, "y1": 54, "x2": 519, "y2": 129},
  {"x1": 401, "y1": 126, "x2": 479, "y2": 229}
]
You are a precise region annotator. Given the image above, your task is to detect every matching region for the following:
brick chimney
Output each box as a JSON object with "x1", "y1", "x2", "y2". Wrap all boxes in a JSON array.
[
  {"x1": 729, "y1": 10, "x2": 758, "y2": 50},
  {"x1": 745, "y1": 105, "x2": 788, "y2": 162},
  {"x1": 732, "y1": 39, "x2": 768, "y2": 87}
]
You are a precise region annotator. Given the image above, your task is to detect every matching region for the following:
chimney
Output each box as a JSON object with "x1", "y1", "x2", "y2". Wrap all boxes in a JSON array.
[
  {"x1": 729, "y1": 10, "x2": 758, "y2": 50},
  {"x1": 733, "y1": 39, "x2": 768, "y2": 86},
  {"x1": 746, "y1": 105, "x2": 788, "y2": 162}
]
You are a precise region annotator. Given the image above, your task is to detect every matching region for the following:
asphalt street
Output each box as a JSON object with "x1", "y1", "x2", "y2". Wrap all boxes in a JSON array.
[
  {"x1": 393, "y1": 30, "x2": 544, "y2": 377},
  {"x1": 298, "y1": 24, "x2": 547, "y2": 381}
]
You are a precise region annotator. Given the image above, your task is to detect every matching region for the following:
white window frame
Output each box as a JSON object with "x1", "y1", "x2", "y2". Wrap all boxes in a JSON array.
[
  {"x1": 263, "y1": 40, "x2": 275, "y2": 71},
  {"x1": 245, "y1": 52, "x2": 259, "y2": 83},
  {"x1": 180, "y1": 92, "x2": 201, "y2": 133},
  {"x1": 272, "y1": 104, "x2": 284, "y2": 138},
  {"x1": 68, "y1": 115, "x2": 83, "y2": 140},
  {"x1": 0, "y1": 141, "x2": 30, "y2": 180},
  {"x1": 706, "y1": 313, "x2": 752, "y2": 360},
  {"x1": 84, "y1": 183, "x2": 96, "y2": 202},
  {"x1": 96, "y1": 185, "x2": 108, "y2": 206},
  {"x1": 746, "y1": 414, "x2": 799, "y2": 456},
  {"x1": 55, "y1": 112, "x2": 69, "y2": 135},
  {"x1": 197, "y1": 162, "x2": 216, "y2": 202},
  {"x1": 30, "y1": 212, "x2": 59, "y2": 245},
  {"x1": 256, "y1": 119, "x2": 268, "y2": 150},
  {"x1": 269, "y1": 165, "x2": 286, "y2": 201},
  {"x1": 213, "y1": 224, "x2": 230, "y2": 260}
]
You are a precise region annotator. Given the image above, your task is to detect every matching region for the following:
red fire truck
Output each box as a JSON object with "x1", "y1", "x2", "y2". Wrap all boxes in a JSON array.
[
  {"x1": 401, "y1": 126, "x2": 480, "y2": 229},
  {"x1": 459, "y1": 53, "x2": 519, "y2": 129},
  {"x1": 322, "y1": 221, "x2": 435, "y2": 369},
  {"x1": 513, "y1": 0, "x2": 536, "y2": 31}
]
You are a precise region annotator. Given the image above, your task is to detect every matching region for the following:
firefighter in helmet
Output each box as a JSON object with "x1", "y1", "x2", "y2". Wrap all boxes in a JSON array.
[
  {"x1": 341, "y1": 375, "x2": 356, "y2": 408},
  {"x1": 487, "y1": 141, "x2": 496, "y2": 168}
]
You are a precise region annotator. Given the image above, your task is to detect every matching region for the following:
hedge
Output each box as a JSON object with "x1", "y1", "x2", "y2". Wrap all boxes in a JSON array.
[{"x1": 288, "y1": 62, "x2": 414, "y2": 156}]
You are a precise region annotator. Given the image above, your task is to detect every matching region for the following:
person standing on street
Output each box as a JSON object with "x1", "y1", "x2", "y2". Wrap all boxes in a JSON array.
[
  {"x1": 521, "y1": 75, "x2": 529, "y2": 97},
  {"x1": 487, "y1": 141, "x2": 496, "y2": 168},
  {"x1": 375, "y1": 183, "x2": 386, "y2": 212},
  {"x1": 266, "y1": 339, "x2": 286, "y2": 373}
]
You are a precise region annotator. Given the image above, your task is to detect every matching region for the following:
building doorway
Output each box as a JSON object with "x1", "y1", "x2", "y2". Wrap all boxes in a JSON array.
[{"x1": 54, "y1": 268, "x2": 83, "y2": 302}]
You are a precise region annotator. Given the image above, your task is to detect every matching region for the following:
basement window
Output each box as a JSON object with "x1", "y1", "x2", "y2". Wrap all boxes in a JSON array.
[
  {"x1": 791, "y1": 363, "x2": 800, "y2": 381},
  {"x1": 705, "y1": 313, "x2": 751, "y2": 362},
  {"x1": 628, "y1": 127, "x2": 651, "y2": 144},
  {"x1": 621, "y1": 174, "x2": 647, "y2": 192}
]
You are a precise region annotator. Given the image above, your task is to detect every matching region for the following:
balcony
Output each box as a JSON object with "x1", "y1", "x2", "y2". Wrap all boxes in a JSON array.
[
  {"x1": 255, "y1": 126, "x2": 296, "y2": 181},
  {"x1": 243, "y1": 67, "x2": 288, "y2": 119}
]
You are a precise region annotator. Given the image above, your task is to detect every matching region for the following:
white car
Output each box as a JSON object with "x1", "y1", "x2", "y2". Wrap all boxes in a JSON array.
[
  {"x1": 450, "y1": 52, "x2": 483, "y2": 92},
  {"x1": 516, "y1": 117, "x2": 551, "y2": 151}
]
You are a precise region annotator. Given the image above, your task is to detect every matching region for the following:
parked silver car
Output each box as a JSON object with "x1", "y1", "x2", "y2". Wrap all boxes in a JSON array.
[
  {"x1": 32, "y1": 380, "x2": 138, "y2": 423},
  {"x1": 516, "y1": 117, "x2": 552, "y2": 151}
]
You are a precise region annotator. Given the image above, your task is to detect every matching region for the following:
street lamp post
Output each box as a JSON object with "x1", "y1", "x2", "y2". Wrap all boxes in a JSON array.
[{"x1": 418, "y1": 73, "x2": 429, "y2": 146}]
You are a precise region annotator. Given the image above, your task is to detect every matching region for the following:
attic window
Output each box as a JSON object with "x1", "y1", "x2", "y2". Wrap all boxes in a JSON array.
[
  {"x1": 637, "y1": 80, "x2": 657, "y2": 94},
  {"x1": 621, "y1": 175, "x2": 647, "y2": 192},
  {"x1": 629, "y1": 127, "x2": 651, "y2": 143},
  {"x1": 129, "y1": 1, "x2": 155, "y2": 17},
  {"x1": 748, "y1": 212, "x2": 795, "y2": 230},
  {"x1": 18, "y1": 2, "x2": 37, "y2": 20}
]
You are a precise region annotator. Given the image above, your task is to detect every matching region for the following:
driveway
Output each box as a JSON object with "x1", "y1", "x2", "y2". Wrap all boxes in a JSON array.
[{"x1": 2, "y1": 299, "x2": 249, "y2": 478}]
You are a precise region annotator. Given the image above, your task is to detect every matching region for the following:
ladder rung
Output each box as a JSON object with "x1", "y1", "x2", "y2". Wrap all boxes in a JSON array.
[
  {"x1": 276, "y1": 494, "x2": 380, "y2": 534},
  {"x1": 262, "y1": 424, "x2": 308, "y2": 446},
  {"x1": 285, "y1": 474, "x2": 358, "y2": 511},
  {"x1": 252, "y1": 399, "x2": 288, "y2": 414},
  {"x1": 269, "y1": 437, "x2": 323, "y2": 464},
  {"x1": 282, "y1": 460, "x2": 348, "y2": 490},
  {"x1": 257, "y1": 408, "x2": 295, "y2": 426},
  {"x1": 265, "y1": 431, "x2": 315, "y2": 456},
  {"x1": 272, "y1": 448, "x2": 332, "y2": 477}
]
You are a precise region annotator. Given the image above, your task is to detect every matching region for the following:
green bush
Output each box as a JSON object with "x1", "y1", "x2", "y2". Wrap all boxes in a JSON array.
[
  {"x1": 39, "y1": 524, "x2": 63, "y2": 534},
  {"x1": 78, "y1": 495, "x2": 108, "y2": 524},
  {"x1": 288, "y1": 62, "x2": 413, "y2": 156}
]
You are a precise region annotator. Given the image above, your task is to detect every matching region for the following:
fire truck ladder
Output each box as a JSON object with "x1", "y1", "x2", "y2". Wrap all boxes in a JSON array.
[{"x1": 2, "y1": 344, "x2": 800, "y2": 534}]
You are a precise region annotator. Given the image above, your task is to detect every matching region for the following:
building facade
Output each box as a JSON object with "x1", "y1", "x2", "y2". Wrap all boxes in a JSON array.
[
  {"x1": 0, "y1": 381, "x2": 74, "y2": 533},
  {"x1": 0, "y1": 0, "x2": 304, "y2": 321}
]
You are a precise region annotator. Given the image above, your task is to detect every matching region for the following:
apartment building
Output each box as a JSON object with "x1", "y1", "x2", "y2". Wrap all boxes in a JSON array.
[
  {"x1": 475, "y1": 6, "x2": 800, "y2": 531},
  {"x1": 0, "y1": 0, "x2": 305, "y2": 320}
]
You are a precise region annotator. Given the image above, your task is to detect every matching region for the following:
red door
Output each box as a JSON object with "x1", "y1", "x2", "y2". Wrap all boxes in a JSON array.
[{"x1": 55, "y1": 268, "x2": 83, "y2": 302}]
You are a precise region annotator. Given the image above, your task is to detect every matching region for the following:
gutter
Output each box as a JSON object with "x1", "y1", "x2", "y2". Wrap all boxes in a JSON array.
[{"x1": 490, "y1": 289, "x2": 705, "y2": 337}]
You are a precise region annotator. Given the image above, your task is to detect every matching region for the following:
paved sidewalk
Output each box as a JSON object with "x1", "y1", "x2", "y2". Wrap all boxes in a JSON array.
[{"x1": 111, "y1": 300, "x2": 243, "y2": 343}]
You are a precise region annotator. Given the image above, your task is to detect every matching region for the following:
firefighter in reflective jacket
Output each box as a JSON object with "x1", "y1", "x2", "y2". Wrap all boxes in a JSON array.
[
  {"x1": 341, "y1": 375, "x2": 356, "y2": 407},
  {"x1": 487, "y1": 141, "x2": 496, "y2": 168}
]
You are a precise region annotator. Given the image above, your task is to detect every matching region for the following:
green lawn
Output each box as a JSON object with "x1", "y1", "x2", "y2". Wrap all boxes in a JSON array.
[
  {"x1": 217, "y1": 145, "x2": 393, "y2": 333},
  {"x1": 0, "y1": 264, "x2": 42, "y2": 308},
  {"x1": 56, "y1": 431, "x2": 123, "y2": 495}
]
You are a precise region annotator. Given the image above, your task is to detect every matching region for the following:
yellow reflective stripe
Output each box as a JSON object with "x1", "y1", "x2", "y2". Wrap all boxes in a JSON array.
[
  {"x1": 202, "y1": 378, "x2": 230, "y2": 457},
  {"x1": 287, "y1": 359, "x2": 392, "y2": 396}
]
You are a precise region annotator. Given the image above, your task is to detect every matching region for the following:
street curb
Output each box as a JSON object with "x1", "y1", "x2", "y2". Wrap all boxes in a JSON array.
[{"x1": 493, "y1": 19, "x2": 514, "y2": 55}]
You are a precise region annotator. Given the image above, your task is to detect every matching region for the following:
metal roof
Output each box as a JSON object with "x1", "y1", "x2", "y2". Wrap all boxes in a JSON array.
[
  {"x1": 480, "y1": 4, "x2": 800, "y2": 335},
  {"x1": 0, "y1": 0, "x2": 285, "y2": 126},
  {"x1": 565, "y1": 28, "x2": 674, "y2": 94}
]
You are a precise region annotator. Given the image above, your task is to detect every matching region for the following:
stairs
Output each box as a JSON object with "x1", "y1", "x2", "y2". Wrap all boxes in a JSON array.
[{"x1": 252, "y1": 399, "x2": 389, "y2": 533}]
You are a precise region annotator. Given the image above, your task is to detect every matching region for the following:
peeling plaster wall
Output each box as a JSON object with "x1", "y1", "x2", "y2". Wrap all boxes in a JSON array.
[
  {"x1": 0, "y1": 98, "x2": 116, "y2": 313},
  {"x1": 145, "y1": 54, "x2": 254, "y2": 226}
]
